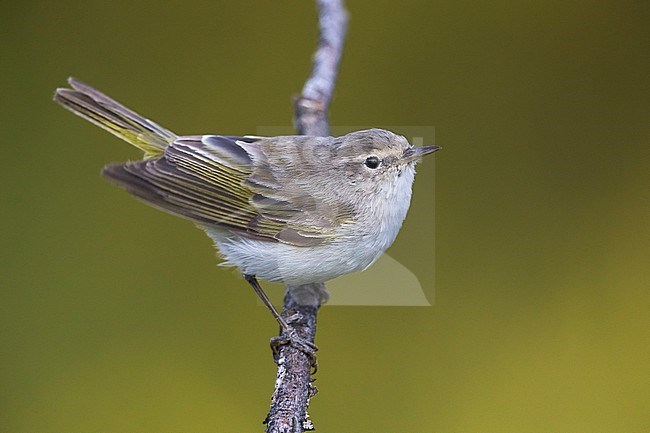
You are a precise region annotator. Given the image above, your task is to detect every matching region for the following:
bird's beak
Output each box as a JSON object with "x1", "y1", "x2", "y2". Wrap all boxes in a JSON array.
[{"x1": 402, "y1": 145, "x2": 441, "y2": 164}]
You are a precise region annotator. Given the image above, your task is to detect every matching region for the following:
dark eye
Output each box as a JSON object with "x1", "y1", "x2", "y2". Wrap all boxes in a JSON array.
[{"x1": 364, "y1": 156, "x2": 381, "y2": 169}]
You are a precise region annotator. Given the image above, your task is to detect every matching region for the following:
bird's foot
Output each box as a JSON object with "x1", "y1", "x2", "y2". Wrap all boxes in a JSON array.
[{"x1": 271, "y1": 327, "x2": 319, "y2": 374}]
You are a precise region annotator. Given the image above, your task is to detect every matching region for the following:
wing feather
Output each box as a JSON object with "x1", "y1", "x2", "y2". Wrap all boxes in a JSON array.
[{"x1": 103, "y1": 135, "x2": 342, "y2": 246}]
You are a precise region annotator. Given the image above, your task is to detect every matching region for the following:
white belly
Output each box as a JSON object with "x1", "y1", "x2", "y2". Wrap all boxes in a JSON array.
[{"x1": 208, "y1": 228, "x2": 387, "y2": 285}]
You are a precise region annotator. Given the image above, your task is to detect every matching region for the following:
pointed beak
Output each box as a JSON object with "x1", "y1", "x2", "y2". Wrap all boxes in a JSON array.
[{"x1": 402, "y1": 145, "x2": 441, "y2": 164}]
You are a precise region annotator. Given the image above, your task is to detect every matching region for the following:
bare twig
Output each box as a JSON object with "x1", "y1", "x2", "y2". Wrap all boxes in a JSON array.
[
  {"x1": 264, "y1": 1, "x2": 348, "y2": 432},
  {"x1": 295, "y1": 0, "x2": 348, "y2": 137}
]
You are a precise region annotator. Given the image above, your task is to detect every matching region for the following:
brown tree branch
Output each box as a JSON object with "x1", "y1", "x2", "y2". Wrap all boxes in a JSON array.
[
  {"x1": 263, "y1": 1, "x2": 348, "y2": 432},
  {"x1": 295, "y1": 0, "x2": 348, "y2": 137}
]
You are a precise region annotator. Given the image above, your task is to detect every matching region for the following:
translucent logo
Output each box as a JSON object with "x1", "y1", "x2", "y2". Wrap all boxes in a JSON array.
[{"x1": 254, "y1": 125, "x2": 437, "y2": 306}]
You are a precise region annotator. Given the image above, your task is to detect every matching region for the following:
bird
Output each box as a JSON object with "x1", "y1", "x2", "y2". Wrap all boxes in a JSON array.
[{"x1": 54, "y1": 77, "x2": 440, "y2": 366}]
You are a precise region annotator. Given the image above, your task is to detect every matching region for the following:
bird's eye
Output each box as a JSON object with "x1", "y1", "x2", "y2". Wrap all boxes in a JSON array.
[{"x1": 364, "y1": 156, "x2": 381, "y2": 169}]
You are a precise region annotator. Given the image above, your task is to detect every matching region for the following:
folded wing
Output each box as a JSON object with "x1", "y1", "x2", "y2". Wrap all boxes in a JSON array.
[{"x1": 103, "y1": 135, "x2": 346, "y2": 246}]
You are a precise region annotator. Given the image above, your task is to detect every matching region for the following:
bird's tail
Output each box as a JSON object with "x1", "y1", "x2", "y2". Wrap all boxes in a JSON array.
[{"x1": 54, "y1": 77, "x2": 177, "y2": 158}]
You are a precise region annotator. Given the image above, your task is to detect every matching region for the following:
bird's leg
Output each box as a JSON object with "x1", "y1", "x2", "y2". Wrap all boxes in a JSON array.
[{"x1": 243, "y1": 274, "x2": 318, "y2": 372}]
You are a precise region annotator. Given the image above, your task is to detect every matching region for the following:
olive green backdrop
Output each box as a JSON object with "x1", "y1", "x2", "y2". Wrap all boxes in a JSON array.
[{"x1": 1, "y1": 1, "x2": 648, "y2": 432}]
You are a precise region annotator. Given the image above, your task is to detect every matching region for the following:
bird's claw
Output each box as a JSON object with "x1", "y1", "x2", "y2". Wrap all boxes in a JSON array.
[{"x1": 271, "y1": 329, "x2": 319, "y2": 374}]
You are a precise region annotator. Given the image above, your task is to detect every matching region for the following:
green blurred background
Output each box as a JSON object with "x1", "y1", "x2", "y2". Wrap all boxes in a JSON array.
[{"x1": 1, "y1": 1, "x2": 649, "y2": 432}]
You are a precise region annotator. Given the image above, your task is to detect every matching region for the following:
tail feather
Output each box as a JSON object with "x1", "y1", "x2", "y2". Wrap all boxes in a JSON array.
[{"x1": 54, "y1": 77, "x2": 177, "y2": 157}]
